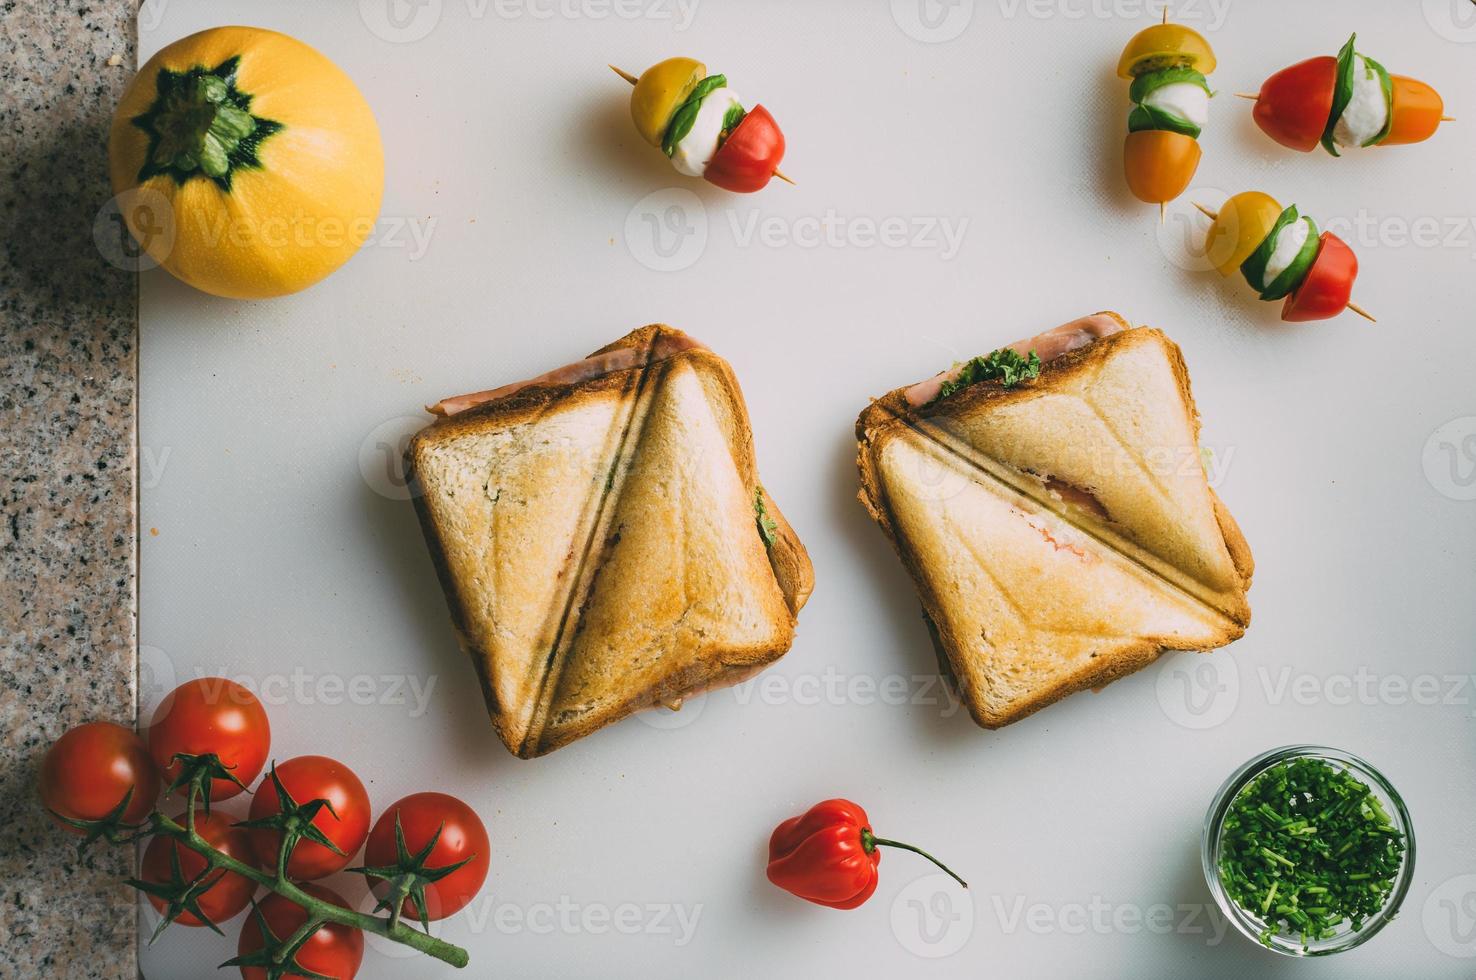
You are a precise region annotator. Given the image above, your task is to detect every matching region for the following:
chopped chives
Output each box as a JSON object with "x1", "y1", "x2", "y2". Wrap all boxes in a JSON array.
[{"x1": 1218, "y1": 757, "x2": 1407, "y2": 949}]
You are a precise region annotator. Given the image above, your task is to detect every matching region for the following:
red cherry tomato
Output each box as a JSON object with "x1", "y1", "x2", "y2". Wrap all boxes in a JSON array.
[
  {"x1": 364, "y1": 792, "x2": 490, "y2": 921},
  {"x1": 1282, "y1": 232, "x2": 1358, "y2": 322},
  {"x1": 1253, "y1": 56, "x2": 1338, "y2": 152},
  {"x1": 248, "y1": 755, "x2": 370, "y2": 879},
  {"x1": 141, "y1": 809, "x2": 258, "y2": 926},
  {"x1": 705, "y1": 104, "x2": 785, "y2": 193},
  {"x1": 236, "y1": 883, "x2": 364, "y2": 980},
  {"x1": 147, "y1": 678, "x2": 270, "y2": 801},
  {"x1": 39, "y1": 721, "x2": 159, "y2": 831}
]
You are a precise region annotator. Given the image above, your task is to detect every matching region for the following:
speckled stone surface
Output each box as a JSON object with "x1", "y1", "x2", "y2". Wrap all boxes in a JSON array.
[{"x1": 0, "y1": 2, "x2": 139, "y2": 978}]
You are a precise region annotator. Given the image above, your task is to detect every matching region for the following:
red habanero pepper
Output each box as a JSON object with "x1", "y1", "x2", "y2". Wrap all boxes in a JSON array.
[{"x1": 765, "y1": 799, "x2": 967, "y2": 909}]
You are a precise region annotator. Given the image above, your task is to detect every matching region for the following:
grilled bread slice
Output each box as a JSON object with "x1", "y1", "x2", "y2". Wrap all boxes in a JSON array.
[
  {"x1": 408, "y1": 326, "x2": 812, "y2": 757},
  {"x1": 856, "y1": 324, "x2": 1251, "y2": 729}
]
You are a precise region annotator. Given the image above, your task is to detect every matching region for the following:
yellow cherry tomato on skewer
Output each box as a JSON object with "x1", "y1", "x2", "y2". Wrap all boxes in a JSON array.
[
  {"x1": 1385, "y1": 75, "x2": 1446, "y2": 146},
  {"x1": 1202, "y1": 191, "x2": 1283, "y2": 277},
  {"x1": 1122, "y1": 129, "x2": 1200, "y2": 205},
  {"x1": 1116, "y1": 22, "x2": 1216, "y2": 79},
  {"x1": 627, "y1": 57, "x2": 705, "y2": 147}
]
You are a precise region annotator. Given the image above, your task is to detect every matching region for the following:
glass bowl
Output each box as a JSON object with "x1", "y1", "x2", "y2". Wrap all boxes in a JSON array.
[{"x1": 1201, "y1": 744, "x2": 1415, "y2": 956}]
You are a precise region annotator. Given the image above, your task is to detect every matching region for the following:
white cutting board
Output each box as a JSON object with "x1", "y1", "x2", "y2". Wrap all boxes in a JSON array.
[{"x1": 138, "y1": 1, "x2": 1476, "y2": 976}]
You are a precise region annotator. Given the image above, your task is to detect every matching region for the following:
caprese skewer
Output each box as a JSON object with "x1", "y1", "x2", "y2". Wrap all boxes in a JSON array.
[
  {"x1": 612, "y1": 59, "x2": 790, "y2": 193},
  {"x1": 1238, "y1": 34, "x2": 1452, "y2": 155},
  {"x1": 1196, "y1": 192, "x2": 1373, "y2": 323},
  {"x1": 1117, "y1": 14, "x2": 1216, "y2": 217}
]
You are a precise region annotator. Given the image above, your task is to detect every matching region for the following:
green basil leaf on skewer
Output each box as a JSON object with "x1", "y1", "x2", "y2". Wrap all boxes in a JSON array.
[
  {"x1": 662, "y1": 74, "x2": 728, "y2": 158},
  {"x1": 1321, "y1": 33, "x2": 1358, "y2": 156},
  {"x1": 1259, "y1": 216, "x2": 1320, "y2": 301},
  {"x1": 1363, "y1": 55, "x2": 1395, "y2": 147},
  {"x1": 1239, "y1": 205, "x2": 1299, "y2": 294},
  {"x1": 1128, "y1": 66, "x2": 1211, "y2": 105},
  {"x1": 1127, "y1": 103, "x2": 1202, "y2": 139}
]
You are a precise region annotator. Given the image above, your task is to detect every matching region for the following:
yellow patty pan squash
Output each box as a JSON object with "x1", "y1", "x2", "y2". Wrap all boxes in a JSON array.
[{"x1": 108, "y1": 26, "x2": 384, "y2": 299}]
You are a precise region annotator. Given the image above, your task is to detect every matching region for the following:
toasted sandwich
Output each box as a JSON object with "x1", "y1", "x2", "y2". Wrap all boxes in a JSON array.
[
  {"x1": 856, "y1": 314, "x2": 1252, "y2": 729},
  {"x1": 408, "y1": 325, "x2": 813, "y2": 758}
]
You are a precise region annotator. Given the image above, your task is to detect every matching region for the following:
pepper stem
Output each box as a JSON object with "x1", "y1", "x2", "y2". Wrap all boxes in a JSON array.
[{"x1": 861, "y1": 828, "x2": 968, "y2": 889}]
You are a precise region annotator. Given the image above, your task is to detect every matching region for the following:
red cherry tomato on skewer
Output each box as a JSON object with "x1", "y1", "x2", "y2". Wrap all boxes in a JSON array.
[
  {"x1": 1282, "y1": 232, "x2": 1359, "y2": 322},
  {"x1": 705, "y1": 104, "x2": 786, "y2": 194},
  {"x1": 1251, "y1": 56, "x2": 1338, "y2": 153}
]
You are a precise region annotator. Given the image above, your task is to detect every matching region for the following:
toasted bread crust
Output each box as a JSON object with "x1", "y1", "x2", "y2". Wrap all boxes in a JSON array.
[
  {"x1": 408, "y1": 325, "x2": 812, "y2": 757},
  {"x1": 856, "y1": 323, "x2": 1252, "y2": 729},
  {"x1": 525, "y1": 346, "x2": 812, "y2": 757}
]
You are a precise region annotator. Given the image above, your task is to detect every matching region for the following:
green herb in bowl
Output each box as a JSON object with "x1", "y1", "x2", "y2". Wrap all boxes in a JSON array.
[{"x1": 1217, "y1": 756, "x2": 1408, "y2": 949}]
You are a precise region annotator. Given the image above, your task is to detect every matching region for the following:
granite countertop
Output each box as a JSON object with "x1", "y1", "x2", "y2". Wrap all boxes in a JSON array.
[{"x1": 0, "y1": 1, "x2": 139, "y2": 977}]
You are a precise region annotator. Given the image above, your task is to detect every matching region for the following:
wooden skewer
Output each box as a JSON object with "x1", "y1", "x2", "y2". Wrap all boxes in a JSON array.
[
  {"x1": 1441, "y1": 116, "x2": 1456, "y2": 122},
  {"x1": 1192, "y1": 204, "x2": 1375, "y2": 321},
  {"x1": 1159, "y1": 201, "x2": 1166, "y2": 224},
  {"x1": 610, "y1": 64, "x2": 794, "y2": 185},
  {"x1": 1234, "y1": 92, "x2": 1259, "y2": 100},
  {"x1": 1162, "y1": 6, "x2": 1169, "y2": 25}
]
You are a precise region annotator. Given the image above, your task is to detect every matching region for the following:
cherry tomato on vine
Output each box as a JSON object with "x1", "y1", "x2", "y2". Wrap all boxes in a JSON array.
[
  {"x1": 364, "y1": 792, "x2": 491, "y2": 921},
  {"x1": 147, "y1": 678, "x2": 270, "y2": 801},
  {"x1": 39, "y1": 721, "x2": 159, "y2": 831},
  {"x1": 236, "y1": 883, "x2": 364, "y2": 980},
  {"x1": 141, "y1": 809, "x2": 258, "y2": 925},
  {"x1": 248, "y1": 755, "x2": 370, "y2": 879}
]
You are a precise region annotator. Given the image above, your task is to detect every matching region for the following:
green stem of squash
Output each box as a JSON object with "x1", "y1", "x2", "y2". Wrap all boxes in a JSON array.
[{"x1": 145, "y1": 72, "x2": 258, "y2": 179}]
